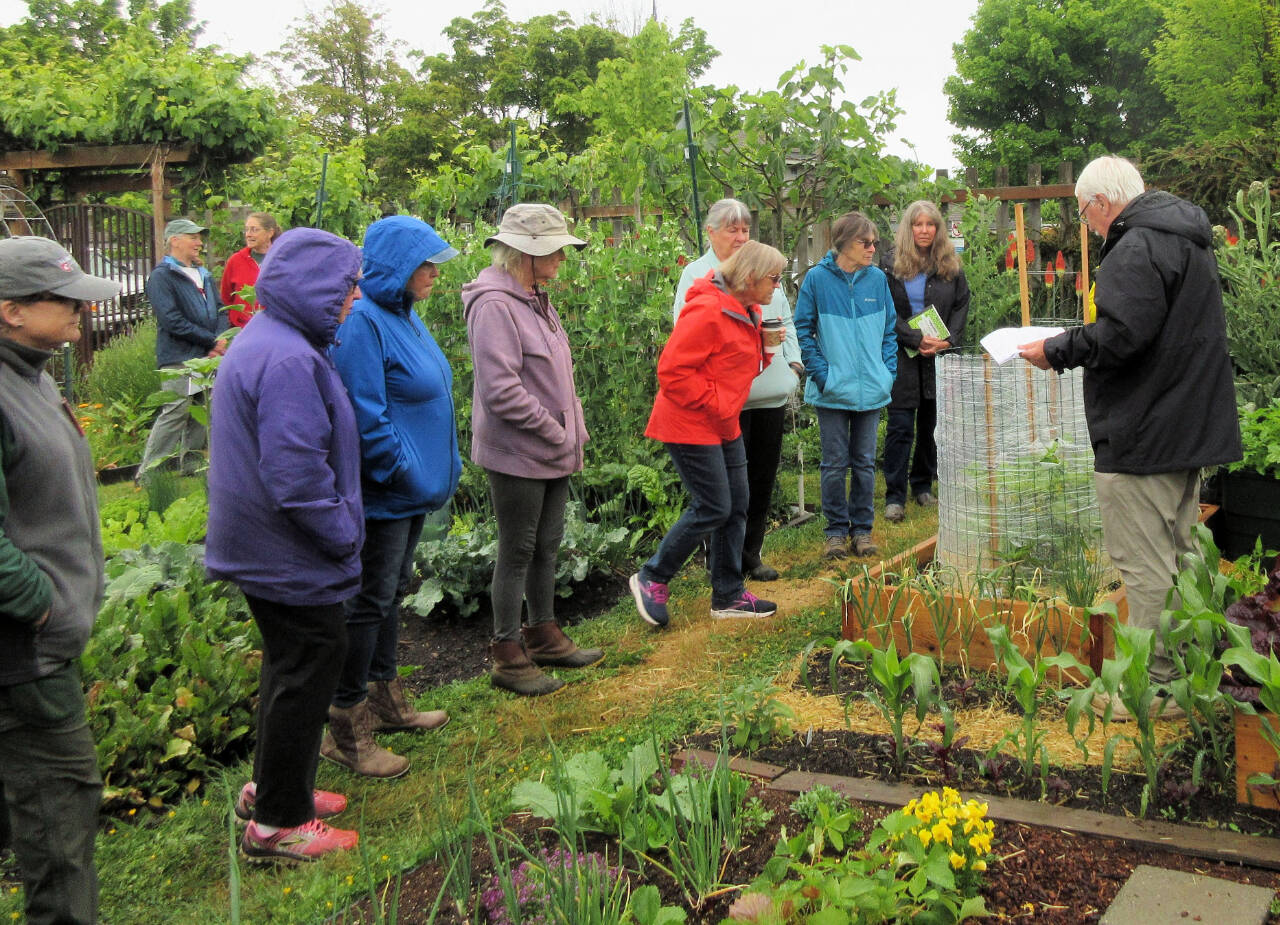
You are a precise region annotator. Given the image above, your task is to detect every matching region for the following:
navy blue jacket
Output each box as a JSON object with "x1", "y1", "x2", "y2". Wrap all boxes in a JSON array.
[
  {"x1": 146, "y1": 257, "x2": 226, "y2": 366},
  {"x1": 205, "y1": 229, "x2": 366, "y2": 605}
]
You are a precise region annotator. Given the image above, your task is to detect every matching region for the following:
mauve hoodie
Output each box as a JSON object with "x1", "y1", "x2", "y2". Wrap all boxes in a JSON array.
[
  {"x1": 205, "y1": 228, "x2": 366, "y2": 605},
  {"x1": 461, "y1": 266, "x2": 589, "y2": 479}
]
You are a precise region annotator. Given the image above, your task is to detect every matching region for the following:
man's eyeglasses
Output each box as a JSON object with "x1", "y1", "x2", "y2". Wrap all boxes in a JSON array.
[{"x1": 1077, "y1": 197, "x2": 1098, "y2": 223}]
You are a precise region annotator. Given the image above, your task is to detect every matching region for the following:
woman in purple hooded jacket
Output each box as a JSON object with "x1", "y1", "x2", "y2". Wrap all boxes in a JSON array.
[{"x1": 206, "y1": 228, "x2": 364, "y2": 864}]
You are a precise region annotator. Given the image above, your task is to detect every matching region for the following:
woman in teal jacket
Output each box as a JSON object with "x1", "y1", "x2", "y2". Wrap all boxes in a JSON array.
[
  {"x1": 324, "y1": 215, "x2": 461, "y2": 779},
  {"x1": 794, "y1": 211, "x2": 896, "y2": 560}
]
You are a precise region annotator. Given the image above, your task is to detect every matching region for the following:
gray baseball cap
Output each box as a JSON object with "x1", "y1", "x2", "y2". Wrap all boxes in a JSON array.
[
  {"x1": 0, "y1": 237, "x2": 122, "y2": 302},
  {"x1": 163, "y1": 218, "x2": 208, "y2": 242},
  {"x1": 484, "y1": 204, "x2": 586, "y2": 256}
]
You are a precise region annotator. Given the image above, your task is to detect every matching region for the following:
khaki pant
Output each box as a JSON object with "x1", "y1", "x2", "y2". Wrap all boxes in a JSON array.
[{"x1": 1094, "y1": 469, "x2": 1200, "y2": 683}]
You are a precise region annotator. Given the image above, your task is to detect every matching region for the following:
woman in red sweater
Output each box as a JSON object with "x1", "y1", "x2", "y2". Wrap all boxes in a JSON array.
[
  {"x1": 221, "y1": 212, "x2": 281, "y2": 327},
  {"x1": 629, "y1": 240, "x2": 787, "y2": 628}
]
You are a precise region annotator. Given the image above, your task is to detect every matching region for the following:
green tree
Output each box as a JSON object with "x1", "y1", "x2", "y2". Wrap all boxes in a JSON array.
[
  {"x1": 280, "y1": 0, "x2": 409, "y2": 146},
  {"x1": 1149, "y1": 0, "x2": 1280, "y2": 140},
  {"x1": 945, "y1": 0, "x2": 1172, "y2": 180}
]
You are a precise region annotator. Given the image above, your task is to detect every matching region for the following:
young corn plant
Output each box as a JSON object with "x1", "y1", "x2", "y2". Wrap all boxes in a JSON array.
[
  {"x1": 1221, "y1": 647, "x2": 1280, "y2": 795},
  {"x1": 912, "y1": 566, "x2": 961, "y2": 671},
  {"x1": 985, "y1": 625, "x2": 1052, "y2": 796},
  {"x1": 837, "y1": 637, "x2": 940, "y2": 773}
]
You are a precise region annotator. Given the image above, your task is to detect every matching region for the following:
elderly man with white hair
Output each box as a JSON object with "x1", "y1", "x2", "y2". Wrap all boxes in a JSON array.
[{"x1": 1019, "y1": 156, "x2": 1241, "y2": 717}]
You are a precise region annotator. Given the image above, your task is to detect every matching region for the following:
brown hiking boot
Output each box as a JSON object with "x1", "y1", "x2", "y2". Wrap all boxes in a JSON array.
[
  {"x1": 823, "y1": 536, "x2": 849, "y2": 560},
  {"x1": 367, "y1": 677, "x2": 449, "y2": 732},
  {"x1": 852, "y1": 533, "x2": 879, "y2": 558},
  {"x1": 490, "y1": 639, "x2": 563, "y2": 696},
  {"x1": 523, "y1": 621, "x2": 604, "y2": 668},
  {"x1": 320, "y1": 701, "x2": 409, "y2": 779}
]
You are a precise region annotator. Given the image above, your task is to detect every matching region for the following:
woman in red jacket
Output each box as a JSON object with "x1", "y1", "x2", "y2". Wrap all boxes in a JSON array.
[
  {"x1": 629, "y1": 240, "x2": 786, "y2": 628},
  {"x1": 221, "y1": 212, "x2": 281, "y2": 327}
]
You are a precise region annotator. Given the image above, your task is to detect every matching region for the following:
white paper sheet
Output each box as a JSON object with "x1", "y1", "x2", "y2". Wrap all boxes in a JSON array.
[{"x1": 979, "y1": 326, "x2": 1066, "y2": 365}]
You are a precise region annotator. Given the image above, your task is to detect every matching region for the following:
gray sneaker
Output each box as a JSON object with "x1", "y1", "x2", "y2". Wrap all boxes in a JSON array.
[{"x1": 885, "y1": 503, "x2": 905, "y2": 523}]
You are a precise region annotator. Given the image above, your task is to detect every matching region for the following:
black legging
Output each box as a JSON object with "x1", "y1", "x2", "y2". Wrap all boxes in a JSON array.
[{"x1": 486, "y1": 471, "x2": 569, "y2": 642}]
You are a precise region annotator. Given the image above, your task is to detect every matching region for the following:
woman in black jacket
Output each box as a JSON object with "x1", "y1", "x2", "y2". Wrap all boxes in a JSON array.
[{"x1": 882, "y1": 201, "x2": 969, "y2": 522}]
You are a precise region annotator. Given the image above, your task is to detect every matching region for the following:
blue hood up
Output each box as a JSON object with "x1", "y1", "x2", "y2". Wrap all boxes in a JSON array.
[
  {"x1": 255, "y1": 228, "x2": 362, "y2": 345},
  {"x1": 359, "y1": 216, "x2": 457, "y2": 312}
]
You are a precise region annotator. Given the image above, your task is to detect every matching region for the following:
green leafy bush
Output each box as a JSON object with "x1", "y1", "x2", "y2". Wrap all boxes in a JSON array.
[
  {"x1": 723, "y1": 678, "x2": 796, "y2": 751},
  {"x1": 100, "y1": 491, "x2": 208, "y2": 557},
  {"x1": 1230, "y1": 399, "x2": 1280, "y2": 475},
  {"x1": 83, "y1": 541, "x2": 259, "y2": 807},
  {"x1": 1217, "y1": 182, "x2": 1280, "y2": 406}
]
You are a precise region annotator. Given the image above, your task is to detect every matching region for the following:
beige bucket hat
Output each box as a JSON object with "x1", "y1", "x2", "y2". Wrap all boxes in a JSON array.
[{"x1": 484, "y1": 204, "x2": 586, "y2": 256}]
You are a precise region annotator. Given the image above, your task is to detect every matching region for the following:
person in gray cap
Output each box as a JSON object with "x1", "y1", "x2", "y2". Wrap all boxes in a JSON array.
[
  {"x1": 461, "y1": 203, "x2": 604, "y2": 696},
  {"x1": 0, "y1": 237, "x2": 119, "y2": 924},
  {"x1": 137, "y1": 218, "x2": 227, "y2": 481}
]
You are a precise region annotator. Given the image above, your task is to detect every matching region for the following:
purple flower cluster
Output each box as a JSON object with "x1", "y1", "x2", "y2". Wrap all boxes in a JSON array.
[{"x1": 479, "y1": 848, "x2": 625, "y2": 924}]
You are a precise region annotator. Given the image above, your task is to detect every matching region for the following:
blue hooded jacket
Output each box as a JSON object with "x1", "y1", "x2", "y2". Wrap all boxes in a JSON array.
[
  {"x1": 331, "y1": 216, "x2": 461, "y2": 520},
  {"x1": 794, "y1": 252, "x2": 897, "y2": 412},
  {"x1": 205, "y1": 228, "x2": 365, "y2": 605}
]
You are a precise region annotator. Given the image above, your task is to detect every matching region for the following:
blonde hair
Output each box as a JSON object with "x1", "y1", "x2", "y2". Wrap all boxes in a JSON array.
[
  {"x1": 891, "y1": 201, "x2": 960, "y2": 280},
  {"x1": 247, "y1": 212, "x2": 282, "y2": 243},
  {"x1": 720, "y1": 240, "x2": 786, "y2": 293}
]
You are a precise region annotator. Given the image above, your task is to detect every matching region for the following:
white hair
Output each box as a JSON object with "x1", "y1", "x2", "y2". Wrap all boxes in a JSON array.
[
  {"x1": 705, "y1": 198, "x2": 752, "y2": 231},
  {"x1": 1075, "y1": 156, "x2": 1145, "y2": 208}
]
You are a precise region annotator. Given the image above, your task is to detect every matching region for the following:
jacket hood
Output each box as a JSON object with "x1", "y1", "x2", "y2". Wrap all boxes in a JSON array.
[
  {"x1": 255, "y1": 228, "x2": 361, "y2": 346},
  {"x1": 360, "y1": 215, "x2": 455, "y2": 311},
  {"x1": 1109, "y1": 190, "x2": 1212, "y2": 249},
  {"x1": 460, "y1": 265, "x2": 538, "y2": 320}
]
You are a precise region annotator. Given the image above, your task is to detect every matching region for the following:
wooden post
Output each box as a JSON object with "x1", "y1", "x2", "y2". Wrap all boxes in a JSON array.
[
  {"x1": 150, "y1": 150, "x2": 167, "y2": 262},
  {"x1": 1014, "y1": 203, "x2": 1031, "y2": 327},
  {"x1": 1026, "y1": 164, "x2": 1042, "y2": 270},
  {"x1": 994, "y1": 166, "x2": 1009, "y2": 242},
  {"x1": 983, "y1": 355, "x2": 1001, "y2": 559}
]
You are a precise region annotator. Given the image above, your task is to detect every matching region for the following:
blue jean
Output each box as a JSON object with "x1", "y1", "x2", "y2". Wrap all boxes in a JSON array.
[
  {"x1": 883, "y1": 402, "x2": 937, "y2": 506},
  {"x1": 333, "y1": 513, "x2": 425, "y2": 709},
  {"x1": 817, "y1": 406, "x2": 880, "y2": 537},
  {"x1": 641, "y1": 438, "x2": 748, "y2": 605}
]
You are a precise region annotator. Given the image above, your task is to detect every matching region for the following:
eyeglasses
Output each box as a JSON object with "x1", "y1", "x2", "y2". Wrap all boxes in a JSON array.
[
  {"x1": 1077, "y1": 197, "x2": 1097, "y2": 223},
  {"x1": 857, "y1": 238, "x2": 879, "y2": 249},
  {"x1": 764, "y1": 273, "x2": 782, "y2": 284}
]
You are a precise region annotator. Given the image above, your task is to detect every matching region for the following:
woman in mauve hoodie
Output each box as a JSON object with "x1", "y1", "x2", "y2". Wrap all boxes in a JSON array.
[{"x1": 462, "y1": 203, "x2": 604, "y2": 696}]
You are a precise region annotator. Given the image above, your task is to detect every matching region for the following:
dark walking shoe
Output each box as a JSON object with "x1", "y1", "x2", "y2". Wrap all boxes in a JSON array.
[
  {"x1": 852, "y1": 533, "x2": 879, "y2": 558},
  {"x1": 914, "y1": 491, "x2": 938, "y2": 506},
  {"x1": 629, "y1": 573, "x2": 670, "y2": 627},
  {"x1": 884, "y1": 503, "x2": 905, "y2": 523},
  {"x1": 523, "y1": 621, "x2": 604, "y2": 668},
  {"x1": 748, "y1": 563, "x2": 780, "y2": 581},
  {"x1": 490, "y1": 639, "x2": 564, "y2": 696},
  {"x1": 240, "y1": 819, "x2": 358, "y2": 864},
  {"x1": 823, "y1": 536, "x2": 849, "y2": 560},
  {"x1": 710, "y1": 590, "x2": 778, "y2": 619},
  {"x1": 235, "y1": 782, "x2": 347, "y2": 823},
  {"x1": 368, "y1": 677, "x2": 448, "y2": 732}
]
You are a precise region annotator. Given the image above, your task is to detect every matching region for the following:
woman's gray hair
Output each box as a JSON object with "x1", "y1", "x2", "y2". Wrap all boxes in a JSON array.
[
  {"x1": 830, "y1": 211, "x2": 877, "y2": 255},
  {"x1": 491, "y1": 240, "x2": 531, "y2": 276},
  {"x1": 705, "y1": 198, "x2": 753, "y2": 232},
  {"x1": 720, "y1": 239, "x2": 786, "y2": 293},
  {"x1": 1076, "y1": 156, "x2": 1145, "y2": 209}
]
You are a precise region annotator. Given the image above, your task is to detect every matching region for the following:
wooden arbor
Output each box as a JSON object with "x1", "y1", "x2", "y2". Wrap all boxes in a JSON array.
[{"x1": 0, "y1": 143, "x2": 194, "y2": 258}]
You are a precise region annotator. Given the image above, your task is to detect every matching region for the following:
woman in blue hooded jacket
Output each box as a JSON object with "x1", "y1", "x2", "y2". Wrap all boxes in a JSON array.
[
  {"x1": 206, "y1": 227, "x2": 364, "y2": 863},
  {"x1": 323, "y1": 215, "x2": 461, "y2": 779},
  {"x1": 794, "y1": 211, "x2": 896, "y2": 561}
]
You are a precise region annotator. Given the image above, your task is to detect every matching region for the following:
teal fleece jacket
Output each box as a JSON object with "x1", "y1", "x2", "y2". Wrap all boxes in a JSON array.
[
  {"x1": 331, "y1": 216, "x2": 461, "y2": 520},
  {"x1": 794, "y1": 253, "x2": 897, "y2": 412}
]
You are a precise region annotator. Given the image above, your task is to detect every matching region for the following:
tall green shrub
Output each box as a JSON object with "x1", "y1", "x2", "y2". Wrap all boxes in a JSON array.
[
  {"x1": 1217, "y1": 181, "x2": 1280, "y2": 405},
  {"x1": 82, "y1": 318, "x2": 161, "y2": 407}
]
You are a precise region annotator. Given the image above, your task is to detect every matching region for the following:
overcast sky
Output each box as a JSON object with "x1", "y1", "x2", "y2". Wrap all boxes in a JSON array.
[{"x1": 0, "y1": 0, "x2": 982, "y2": 169}]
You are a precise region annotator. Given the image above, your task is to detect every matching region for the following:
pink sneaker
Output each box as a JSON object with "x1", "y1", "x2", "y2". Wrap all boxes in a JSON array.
[
  {"x1": 234, "y1": 782, "x2": 347, "y2": 822},
  {"x1": 240, "y1": 819, "x2": 359, "y2": 863}
]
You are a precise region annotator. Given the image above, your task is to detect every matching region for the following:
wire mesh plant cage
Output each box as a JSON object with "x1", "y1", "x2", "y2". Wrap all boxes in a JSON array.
[{"x1": 934, "y1": 346, "x2": 1117, "y2": 606}]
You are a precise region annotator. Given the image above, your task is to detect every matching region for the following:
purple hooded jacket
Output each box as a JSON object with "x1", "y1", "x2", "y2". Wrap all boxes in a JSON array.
[
  {"x1": 206, "y1": 228, "x2": 365, "y2": 605},
  {"x1": 461, "y1": 266, "x2": 588, "y2": 479}
]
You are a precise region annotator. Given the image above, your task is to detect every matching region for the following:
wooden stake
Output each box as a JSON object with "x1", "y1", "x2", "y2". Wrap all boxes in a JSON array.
[
  {"x1": 1015, "y1": 203, "x2": 1031, "y2": 327},
  {"x1": 1080, "y1": 221, "x2": 1093, "y2": 323},
  {"x1": 983, "y1": 355, "x2": 1001, "y2": 559}
]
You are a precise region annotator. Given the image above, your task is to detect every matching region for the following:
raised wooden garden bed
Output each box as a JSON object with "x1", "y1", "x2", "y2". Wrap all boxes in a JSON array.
[
  {"x1": 841, "y1": 535, "x2": 1119, "y2": 678},
  {"x1": 1235, "y1": 711, "x2": 1280, "y2": 811}
]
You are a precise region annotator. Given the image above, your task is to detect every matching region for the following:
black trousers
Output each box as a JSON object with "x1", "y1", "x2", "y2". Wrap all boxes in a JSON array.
[
  {"x1": 245, "y1": 595, "x2": 347, "y2": 827},
  {"x1": 883, "y1": 402, "x2": 937, "y2": 505},
  {"x1": 739, "y1": 405, "x2": 787, "y2": 568}
]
